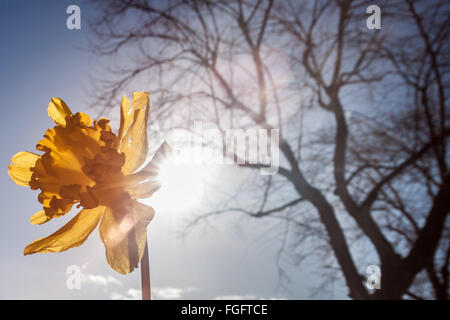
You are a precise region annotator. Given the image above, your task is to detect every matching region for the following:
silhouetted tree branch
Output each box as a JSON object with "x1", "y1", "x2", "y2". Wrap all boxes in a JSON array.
[{"x1": 89, "y1": 0, "x2": 449, "y2": 299}]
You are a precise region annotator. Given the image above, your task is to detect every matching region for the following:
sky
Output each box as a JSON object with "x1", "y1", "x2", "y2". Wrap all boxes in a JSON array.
[{"x1": 0, "y1": 0, "x2": 347, "y2": 300}]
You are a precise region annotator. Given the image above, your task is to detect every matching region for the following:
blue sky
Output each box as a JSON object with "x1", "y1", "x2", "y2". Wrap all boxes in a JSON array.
[{"x1": 0, "y1": 0, "x2": 344, "y2": 299}]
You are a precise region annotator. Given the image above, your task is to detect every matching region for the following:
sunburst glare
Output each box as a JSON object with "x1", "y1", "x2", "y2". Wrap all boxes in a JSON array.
[{"x1": 150, "y1": 147, "x2": 209, "y2": 213}]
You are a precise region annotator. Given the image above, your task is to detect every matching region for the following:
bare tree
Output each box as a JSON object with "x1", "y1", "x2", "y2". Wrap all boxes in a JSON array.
[{"x1": 88, "y1": 0, "x2": 449, "y2": 299}]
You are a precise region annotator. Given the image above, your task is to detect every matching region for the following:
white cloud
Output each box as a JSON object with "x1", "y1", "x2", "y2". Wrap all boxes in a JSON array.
[
  {"x1": 214, "y1": 294, "x2": 258, "y2": 300},
  {"x1": 153, "y1": 286, "x2": 198, "y2": 299},
  {"x1": 110, "y1": 286, "x2": 199, "y2": 300},
  {"x1": 153, "y1": 287, "x2": 183, "y2": 299},
  {"x1": 110, "y1": 288, "x2": 141, "y2": 300},
  {"x1": 214, "y1": 294, "x2": 286, "y2": 300},
  {"x1": 81, "y1": 274, "x2": 122, "y2": 287},
  {"x1": 110, "y1": 287, "x2": 285, "y2": 300}
]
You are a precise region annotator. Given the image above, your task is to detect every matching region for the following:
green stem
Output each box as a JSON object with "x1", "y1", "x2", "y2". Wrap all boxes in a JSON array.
[{"x1": 141, "y1": 240, "x2": 151, "y2": 300}]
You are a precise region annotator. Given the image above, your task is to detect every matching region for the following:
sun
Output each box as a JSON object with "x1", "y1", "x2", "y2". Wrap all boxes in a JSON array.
[{"x1": 148, "y1": 147, "x2": 208, "y2": 213}]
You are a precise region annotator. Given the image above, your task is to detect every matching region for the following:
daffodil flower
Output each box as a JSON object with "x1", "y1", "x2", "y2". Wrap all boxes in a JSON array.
[{"x1": 8, "y1": 92, "x2": 170, "y2": 274}]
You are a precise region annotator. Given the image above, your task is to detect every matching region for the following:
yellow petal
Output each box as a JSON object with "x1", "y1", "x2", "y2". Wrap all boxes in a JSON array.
[
  {"x1": 30, "y1": 210, "x2": 50, "y2": 225},
  {"x1": 140, "y1": 141, "x2": 172, "y2": 176},
  {"x1": 118, "y1": 92, "x2": 150, "y2": 174},
  {"x1": 126, "y1": 181, "x2": 161, "y2": 199},
  {"x1": 132, "y1": 91, "x2": 149, "y2": 110},
  {"x1": 48, "y1": 98, "x2": 72, "y2": 127},
  {"x1": 126, "y1": 141, "x2": 172, "y2": 198},
  {"x1": 117, "y1": 95, "x2": 131, "y2": 140},
  {"x1": 24, "y1": 207, "x2": 104, "y2": 255},
  {"x1": 99, "y1": 198, "x2": 154, "y2": 274},
  {"x1": 8, "y1": 151, "x2": 40, "y2": 186}
]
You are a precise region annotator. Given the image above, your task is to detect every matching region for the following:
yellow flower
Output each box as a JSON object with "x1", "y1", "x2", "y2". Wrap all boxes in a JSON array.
[{"x1": 8, "y1": 92, "x2": 170, "y2": 274}]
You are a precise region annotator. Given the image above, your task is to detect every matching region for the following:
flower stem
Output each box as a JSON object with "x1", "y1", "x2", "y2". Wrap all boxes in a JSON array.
[{"x1": 141, "y1": 240, "x2": 151, "y2": 300}]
